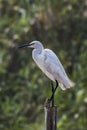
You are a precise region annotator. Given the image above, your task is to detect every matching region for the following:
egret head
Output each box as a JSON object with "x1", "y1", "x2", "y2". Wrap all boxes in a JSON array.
[{"x1": 18, "y1": 41, "x2": 44, "y2": 49}]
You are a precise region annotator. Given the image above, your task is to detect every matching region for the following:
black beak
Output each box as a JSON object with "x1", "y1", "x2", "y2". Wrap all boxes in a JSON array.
[{"x1": 18, "y1": 43, "x2": 31, "y2": 49}]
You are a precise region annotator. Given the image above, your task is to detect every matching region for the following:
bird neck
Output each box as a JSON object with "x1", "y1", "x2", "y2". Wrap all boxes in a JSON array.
[{"x1": 33, "y1": 44, "x2": 44, "y2": 54}]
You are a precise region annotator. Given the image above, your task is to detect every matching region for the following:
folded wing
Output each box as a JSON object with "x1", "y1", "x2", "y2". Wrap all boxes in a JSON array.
[{"x1": 44, "y1": 49, "x2": 74, "y2": 90}]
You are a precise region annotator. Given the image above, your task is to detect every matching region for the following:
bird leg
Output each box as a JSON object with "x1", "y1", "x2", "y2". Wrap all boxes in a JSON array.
[
  {"x1": 49, "y1": 80, "x2": 59, "y2": 107},
  {"x1": 51, "y1": 81, "x2": 55, "y2": 107}
]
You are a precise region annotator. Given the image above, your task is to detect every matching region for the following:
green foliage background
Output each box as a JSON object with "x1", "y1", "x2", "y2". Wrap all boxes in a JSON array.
[{"x1": 0, "y1": 0, "x2": 87, "y2": 130}]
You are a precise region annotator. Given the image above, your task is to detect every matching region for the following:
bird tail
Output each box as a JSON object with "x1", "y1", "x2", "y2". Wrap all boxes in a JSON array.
[
  {"x1": 59, "y1": 82, "x2": 66, "y2": 90},
  {"x1": 59, "y1": 80, "x2": 75, "y2": 91}
]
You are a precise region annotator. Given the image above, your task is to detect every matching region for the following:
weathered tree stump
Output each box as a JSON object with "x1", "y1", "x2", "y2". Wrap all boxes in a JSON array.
[{"x1": 44, "y1": 99, "x2": 57, "y2": 130}]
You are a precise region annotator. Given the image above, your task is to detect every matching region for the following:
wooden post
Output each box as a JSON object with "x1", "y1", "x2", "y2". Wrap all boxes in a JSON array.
[{"x1": 44, "y1": 99, "x2": 57, "y2": 130}]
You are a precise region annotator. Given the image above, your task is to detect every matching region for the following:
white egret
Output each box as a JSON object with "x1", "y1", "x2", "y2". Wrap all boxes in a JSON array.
[{"x1": 18, "y1": 41, "x2": 74, "y2": 104}]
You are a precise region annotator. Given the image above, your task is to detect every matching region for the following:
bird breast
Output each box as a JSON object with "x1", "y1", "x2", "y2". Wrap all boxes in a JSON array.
[{"x1": 32, "y1": 50, "x2": 55, "y2": 81}]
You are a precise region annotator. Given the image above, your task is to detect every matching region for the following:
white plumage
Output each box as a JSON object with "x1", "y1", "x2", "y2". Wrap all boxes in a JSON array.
[{"x1": 19, "y1": 41, "x2": 74, "y2": 90}]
